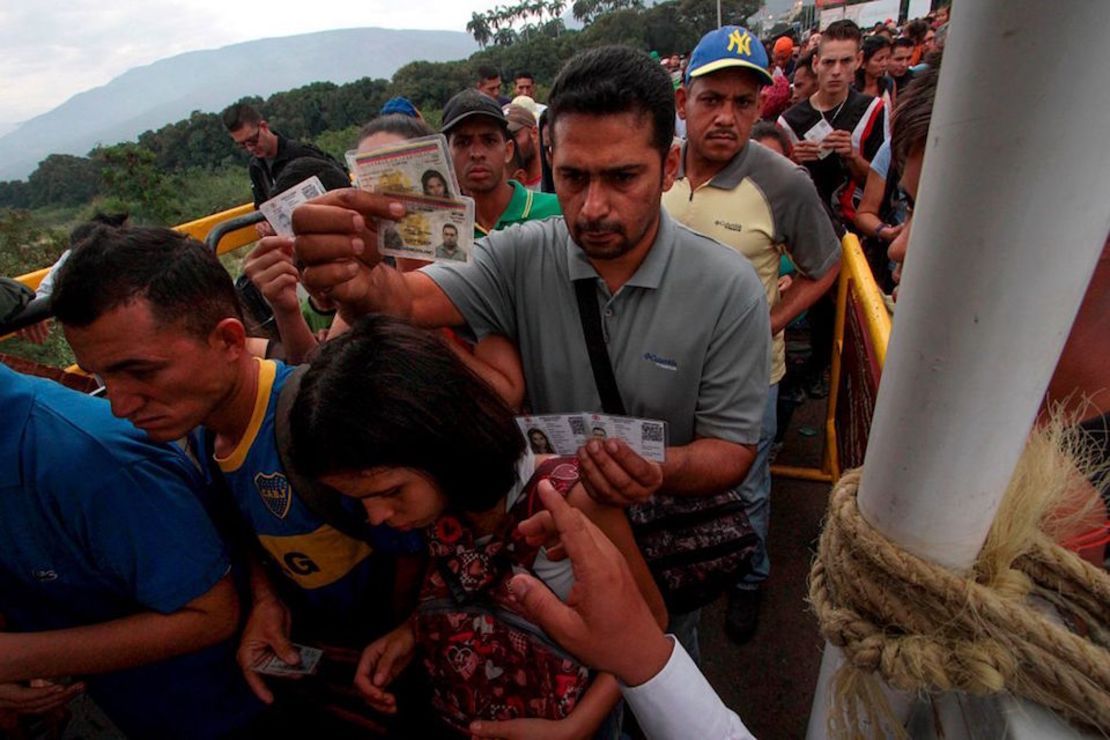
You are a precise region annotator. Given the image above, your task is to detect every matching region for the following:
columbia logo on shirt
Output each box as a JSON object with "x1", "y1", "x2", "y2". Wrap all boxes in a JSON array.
[
  {"x1": 714, "y1": 220, "x2": 744, "y2": 233},
  {"x1": 644, "y1": 352, "x2": 679, "y2": 371}
]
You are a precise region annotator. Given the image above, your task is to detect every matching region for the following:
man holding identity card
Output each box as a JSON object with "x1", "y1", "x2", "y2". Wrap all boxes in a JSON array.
[{"x1": 290, "y1": 46, "x2": 771, "y2": 664}]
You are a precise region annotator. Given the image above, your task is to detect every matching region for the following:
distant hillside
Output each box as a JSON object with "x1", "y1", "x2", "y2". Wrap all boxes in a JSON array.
[{"x1": 0, "y1": 27, "x2": 477, "y2": 181}]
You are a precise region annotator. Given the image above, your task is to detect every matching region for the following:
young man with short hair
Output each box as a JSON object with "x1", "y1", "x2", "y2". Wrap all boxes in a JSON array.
[
  {"x1": 665, "y1": 26, "x2": 841, "y2": 643},
  {"x1": 791, "y1": 49, "x2": 819, "y2": 104},
  {"x1": 889, "y1": 37, "x2": 916, "y2": 95},
  {"x1": 290, "y1": 45, "x2": 773, "y2": 669},
  {"x1": 513, "y1": 70, "x2": 537, "y2": 99},
  {"x1": 440, "y1": 89, "x2": 560, "y2": 235},
  {"x1": 52, "y1": 228, "x2": 421, "y2": 733},
  {"x1": 221, "y1": 103, "x2": 342, "y2": 209},
  {"x1": 778, "y1": 19, "x2": 887, "y2": 226},
  {"x1": 475, "y1": 64, "x2": 507, "y2": 103},
  {"x1": 434, "y1": 223, "x2": 465, "y2": 261}
]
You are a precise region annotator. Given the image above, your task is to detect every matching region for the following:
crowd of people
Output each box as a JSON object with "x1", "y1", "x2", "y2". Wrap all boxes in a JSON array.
[{"x1": 10, "y1": 5, "x2": 1105, "y2": 739}]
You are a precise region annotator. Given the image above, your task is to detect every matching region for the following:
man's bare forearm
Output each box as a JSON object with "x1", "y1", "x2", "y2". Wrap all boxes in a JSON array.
[
  {"x1": 0, "y1": 577, "x2": 239, "y2": 683},
  {"x1": 272, "y1": 307, "x2": 319, "y2": 365},
  {"x1": 660, "y1": 438, "x2": 756, "y2": 496},
  {"x1": 846, "y1": 153, "x2": 871, "y2": 183},
  {"x1": 770, "y1": 264, "x2": 840, "y2": 335}
]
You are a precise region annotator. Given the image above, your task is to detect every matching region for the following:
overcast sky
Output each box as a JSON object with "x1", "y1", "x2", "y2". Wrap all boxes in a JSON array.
[{"x1": 0, "y1": 0, "x2": 506, "y2": 128}]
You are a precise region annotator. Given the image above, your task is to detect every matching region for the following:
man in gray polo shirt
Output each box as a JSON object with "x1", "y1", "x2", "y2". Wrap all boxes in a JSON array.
[{"x1": 290, "y1": 45, "x2": 770, "y2": 662}]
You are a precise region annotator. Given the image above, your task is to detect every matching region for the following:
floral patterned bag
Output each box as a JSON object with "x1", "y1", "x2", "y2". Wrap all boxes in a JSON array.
[{"x1": 413, "y1": 457, "x2": 591, "y2": 733}]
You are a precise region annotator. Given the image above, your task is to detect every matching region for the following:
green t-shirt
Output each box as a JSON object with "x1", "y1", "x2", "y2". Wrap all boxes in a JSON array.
[
  {"x1": 474, "y1": 180, "x2": 561, "y2": 237},
  {"x1": 300, "y1": 296, "x2": 336, "y2": 334}
]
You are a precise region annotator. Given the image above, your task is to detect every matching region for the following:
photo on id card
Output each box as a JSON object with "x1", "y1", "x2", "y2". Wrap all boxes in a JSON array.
[
  {"x1": 377, "y1": 193, "x2": 475, "y2": 263},
  {"x1": 345, "y1": 134, "x2": 461, "y2": 198},
  {"x1": 577, "y1": 413, "x2": 667, "y2": 462},
  {"x1": 516, "y1": 415, "x2": 580, "y2": 456}
]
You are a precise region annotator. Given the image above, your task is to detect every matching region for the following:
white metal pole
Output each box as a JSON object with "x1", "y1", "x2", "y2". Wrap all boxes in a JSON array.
[{"x1": 807, "y1": 0, "x2": 1110, "y2": 736}]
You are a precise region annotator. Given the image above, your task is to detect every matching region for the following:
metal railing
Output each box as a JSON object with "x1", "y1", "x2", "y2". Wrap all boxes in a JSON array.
[
  {"x1": 12, "y1": 201, "x2": 258, "y2": 292},
  {"x1": 4, "y1": 200, "x2": 258, "y2": 359},
  {"x1": 771, "y1": 233, "x2": 892, "y2": 483}
]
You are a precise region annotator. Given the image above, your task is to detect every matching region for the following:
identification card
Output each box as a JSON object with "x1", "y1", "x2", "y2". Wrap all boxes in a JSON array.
[
  {"x1": 346, "y1": 135, "x2": 461, "y2": 198},
  {"x1": 516, "y1": 413, "x2": 668, "y2": 462},
  {"x1": 803, "y1": 118, "x2": 835, "y2": 159},
  {"x1": 258, "y1": 176, "x2": 327, "y2": 236},
  {"x1": 377, "y1": 193, "x2": 475, "y2": 263},
  {"x1": 253, "y1": 644, "x2": 323, "y2": 677}
]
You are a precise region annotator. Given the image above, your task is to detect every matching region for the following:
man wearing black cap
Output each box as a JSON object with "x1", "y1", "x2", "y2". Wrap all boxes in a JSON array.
[{"x1": 440, "y1": 89, "x2": 560, "y2": 235}]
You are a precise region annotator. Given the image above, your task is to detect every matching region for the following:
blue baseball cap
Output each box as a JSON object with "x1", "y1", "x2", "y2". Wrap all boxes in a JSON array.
[
  {"x1": 380, "y1": 96, "x2": 420, "y2": 118},
  {"x1": 685, "y1": 26, "x2": 774, "y2": 87}
]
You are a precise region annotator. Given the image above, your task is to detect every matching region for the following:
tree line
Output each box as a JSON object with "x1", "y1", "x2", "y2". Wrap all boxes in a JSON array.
[{"x1": 0, "y1": 0, "x2": 757, "y2": 217}]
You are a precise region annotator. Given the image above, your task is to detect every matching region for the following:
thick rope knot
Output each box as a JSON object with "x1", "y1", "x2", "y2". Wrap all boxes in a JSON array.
[{"x1": 809, "y1": 468, "x2": 1110, "y2": 736}]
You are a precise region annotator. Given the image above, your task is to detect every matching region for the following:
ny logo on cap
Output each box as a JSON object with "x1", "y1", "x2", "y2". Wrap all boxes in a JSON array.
[{"x1": 728, "y1": 29, "x2": 752, "y2": 56}]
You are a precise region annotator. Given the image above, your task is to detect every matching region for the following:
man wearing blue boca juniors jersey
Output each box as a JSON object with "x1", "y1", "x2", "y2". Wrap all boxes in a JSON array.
[
  {"x1": 52, "y1": 225, "x2": 423, "y2": 730},
  {"x1": 0, "y1": 363, "x2": 263, "y2": 738}
]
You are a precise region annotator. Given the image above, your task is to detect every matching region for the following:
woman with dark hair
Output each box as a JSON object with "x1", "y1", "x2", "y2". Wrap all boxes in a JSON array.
[
  {"x1": 526, "y1": 428, "x2": 556, "y2": 455},
  {"x1": 855, "y1": 35, "x2": 895, "y2": 110},
  {"x1": 289, "y1": 316, "x2": 666, "y2": 738},
  {"x1": 420, "y1": 169, "x2": 449, "y2": 197}
]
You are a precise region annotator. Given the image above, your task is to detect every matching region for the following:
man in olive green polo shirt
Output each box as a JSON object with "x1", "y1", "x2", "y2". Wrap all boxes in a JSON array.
[
  {"x1": 440, "y1": 89, "x2": 561, "y2": 237},
  {"x1": 662, "y1": 26, "x2": 841, "y2": 644}
]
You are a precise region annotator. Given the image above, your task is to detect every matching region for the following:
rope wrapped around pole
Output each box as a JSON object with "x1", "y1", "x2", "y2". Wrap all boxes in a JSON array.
[{"x1": 809, "y1": 465, "x2": 1110, "y2": 737}]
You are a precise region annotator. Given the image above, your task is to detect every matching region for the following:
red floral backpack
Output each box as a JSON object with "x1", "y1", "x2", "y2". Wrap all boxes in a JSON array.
[{"x1": 413, "y1": 456, "x2": 591, "y2": 733}]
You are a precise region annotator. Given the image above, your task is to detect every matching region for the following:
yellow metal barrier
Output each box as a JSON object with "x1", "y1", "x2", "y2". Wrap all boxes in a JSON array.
[
  {"x1": 14, "y1": 201, "x2": 257, "y2": 290},
  {"x1": 772, "y1": 233, "x2": 891, "y2": 483},
  {"x1": 16, "y1": 267, "x2": 51, "y2": 292},
  {"x1": 175, "y1": 202, "x2": 258, "y2": 256}
]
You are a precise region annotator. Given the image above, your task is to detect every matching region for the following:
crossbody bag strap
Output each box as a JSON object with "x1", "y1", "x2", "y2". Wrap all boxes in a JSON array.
[{"x1": 573, "y1": 279, "x2": 626, "y2": 416}]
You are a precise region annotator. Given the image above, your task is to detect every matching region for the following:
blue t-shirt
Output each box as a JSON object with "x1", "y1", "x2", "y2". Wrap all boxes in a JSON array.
[
  {"x1": 213, "y1": 359, "x2": 421, "y2": 643},
  {"x1": 0, "y1": 364, "x2": 262, "y2": 739},
  {"x1": 869, "y1": 140, "x2": 892, "y2": 180}
]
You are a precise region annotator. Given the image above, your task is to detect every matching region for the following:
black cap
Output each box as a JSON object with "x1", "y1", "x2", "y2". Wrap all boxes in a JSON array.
[{"x1": 441, "y1": 89, "x2": 508, "y2": 134}]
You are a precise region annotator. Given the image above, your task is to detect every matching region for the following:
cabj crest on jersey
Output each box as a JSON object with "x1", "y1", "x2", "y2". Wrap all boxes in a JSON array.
[{"x1": 255, "y1": 471, "x2": 293, "y2": 519}]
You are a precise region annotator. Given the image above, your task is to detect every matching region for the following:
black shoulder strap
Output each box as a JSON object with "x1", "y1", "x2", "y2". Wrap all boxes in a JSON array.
[
  {"x1": 274, "y1": 365, "x2": 378, "y2": 545},
  {"x1": 573, "y1": 279, "x2": 626, "y2": 416}
]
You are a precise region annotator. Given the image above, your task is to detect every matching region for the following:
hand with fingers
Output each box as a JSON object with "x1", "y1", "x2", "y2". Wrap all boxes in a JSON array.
[
  {"x1": 508, "y1": 481, "x2": 673, "y2": 688},
  {"x1": 244, "y1": 236, "x2": 301, "y2": 314},
  {"x1": 290, "y1": 189, "x2": 407, "y2": 317},
  {"x1": 0, "y1": 680, "x2": 85, "y2": 715},
  {"x1": 236, "y1": 596, "x2": 301, "y2": 704},
  {"x1": 792, "y1": 140, "x2": 822, "y2": 162},
  {"x1": 576, "y1": 439, "x2": 663, "y2": 507},
  {"x1": 353, "y1": 621, "x2": 416, "y2": 714},
  {"x1": 822, "y1": 130, "x2": 855, "y2": 158}
]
